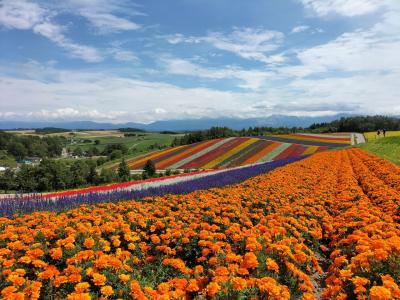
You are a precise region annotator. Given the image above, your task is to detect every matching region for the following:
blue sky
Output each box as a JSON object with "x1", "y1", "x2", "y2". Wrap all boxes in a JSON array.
[{"x1": 0, "y1": 0, "x2": 399, "y2": 123}]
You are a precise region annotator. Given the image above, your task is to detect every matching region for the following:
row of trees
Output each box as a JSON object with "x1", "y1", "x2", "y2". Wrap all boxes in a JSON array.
[
  {"x1": 309, "y1": 116, "x2": 400, "y2": 132},
  {"x1": 0, "y1": 159, "x2": 128, "y2": 193},
  {"x1": 0, "y1": 157, "x2": 160, "y2": 193},
  {"x1": 0, "y1": 131, "x2": 66, "y2": 160}
]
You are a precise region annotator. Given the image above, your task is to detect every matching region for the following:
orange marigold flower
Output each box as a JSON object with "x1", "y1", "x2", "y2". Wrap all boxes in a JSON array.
[
  {"x1": 74, "y1": 282, "x2": 90, "y2": 293},
  {"x1": 7, "y1": 274, "x2": 25, "y2": 286},
  {"x1": 50, "y1": 247, "x2": 63, "y2": 260},
  {"x1": 83, "y1": 238, "x2": 95, "y2": 249},
  {"x1": 206, "y1": 282, "x2": 220, "y2": 297},
  {"x1": 370, "y1": 286, "x2": 392, "y2": 300},
  {"x1": 187, "y1": 279, "x2": 199, "y2": 292},
  {"x1": 157, "y1": 282, "x2": 170, "y2": 294},
  {"x1": 130, "y1": 280, "x2": 146, "y2": 299},
  {"x1": 232, "y1": 277, "x2": 247, "y2": 291},
  {"x1": 215, "y1": 266, "x2": 229, "y2": 276},
  {"x1": 242, "y1": 252, "x2": 258, "y2": 269},
  {"x1": 266, "y1": 258, "x2": 279, "y2": 273},
  {"x1": 101, "y1": 285, "x2": 113, "y2": 297},
  {"x1": 92, "y1": 273, "x2": 107, "y2": 286},
  {"x1": 67, "y1": 292, "x2": 91, "y2": 300},
  {"x1": 352, "y1": 277, "x2": 369, "y2": 294},
  {"x1": 119, "y1": 274, "x2": 130, "y2": 283},
  {"x1": 1, "y1": 286, "x2": 18, "y2": 297}
]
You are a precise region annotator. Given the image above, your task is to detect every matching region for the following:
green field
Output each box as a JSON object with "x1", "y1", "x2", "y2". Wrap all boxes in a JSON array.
[
  {"x1": 67, "y1": 133, "x2": 175, "y2": 152},
  {"x1": 358, "y1": 136, "x2": 400, "y2": 165}
]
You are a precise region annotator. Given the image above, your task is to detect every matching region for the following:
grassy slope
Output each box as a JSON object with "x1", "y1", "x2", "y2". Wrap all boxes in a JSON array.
[{"x1": 358, "y1": 136, "x2": 400, "y2": 165}]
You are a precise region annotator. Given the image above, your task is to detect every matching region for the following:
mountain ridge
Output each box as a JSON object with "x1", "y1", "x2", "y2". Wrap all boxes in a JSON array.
[{"x1": 0, "y1": 114, "x2": 353, "y2": 131}]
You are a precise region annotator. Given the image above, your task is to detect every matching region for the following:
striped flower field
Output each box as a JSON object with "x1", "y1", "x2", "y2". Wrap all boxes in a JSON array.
[{"x1": 126, "y1": 133, "x2": 353, "y2": 170}]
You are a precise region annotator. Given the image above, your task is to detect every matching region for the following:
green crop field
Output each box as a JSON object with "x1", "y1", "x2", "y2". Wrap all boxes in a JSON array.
[{"x1": 358, "y1": 136, "x2": 400, "y2": 165}]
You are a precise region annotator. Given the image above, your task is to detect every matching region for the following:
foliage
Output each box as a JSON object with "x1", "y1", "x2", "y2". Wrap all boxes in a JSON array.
[
  {"x1": 118, "y1": 159, "x2": 130, "y2": 182},
  {"x1": 34, "y1": 127, "x2": 71, "y2": 134},
  {"x1": 310, "y1": 115, "x2": 400, "y2": 132},
  {"x1": 0, "y1": 131, "x2": 66, "y2": 160},
  {"x1": 143, "y1": 160, "x2": 156, "y2": 177}
]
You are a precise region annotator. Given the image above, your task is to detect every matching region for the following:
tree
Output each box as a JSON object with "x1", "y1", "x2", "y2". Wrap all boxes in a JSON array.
[
  {"x1": 73, "y1": 147, "x2": 83, "y2": 157},
  {"x1": 143, "y1": 159, "x2": 156, "y2": 177},
  {"x1": 7, "y1": 142, "x2": 27, "y2": 160},
  {"x1": 110, "y1": 150, "x2": 122, "y2": 160},
  {"x1": 99, "y1": 168, "x2": 118, "y2": 184},
  {"x1": 0, "y1": 169, "x2": 15, "y2": 192},
  {"x1": 118, "y1": 159, "x2": 130, "y2": 182},
  {"x1": 16, "y1": 165, "x2": 37, "y2": 192}
]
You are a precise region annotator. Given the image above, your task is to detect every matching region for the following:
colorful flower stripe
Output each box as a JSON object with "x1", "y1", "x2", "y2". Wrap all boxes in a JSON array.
[
  {"x1": 303, "y1": 145, "x2": 319, "y2": 155},
  {"x1": 179, "y1": 137, "x2": 247, "y2": 169},
  {"x1": 241, "y1": 141, "x2": 281, "y2": 165},
  {"x1": 0, "y1": 156, "x2": 303, "y2": 216},
  {"x1": 226, "y1": 140, "x2": 270, "y2": 167},
  {"x1": 257, "y1": 136, "x2": 347, "y2": 147},
  {"x1": 126, "y1": 134, "x2": 352, "y2": 171},
  {"x1": 201, "y1": 138, "x2": 259, "y2": 169},
  {"x1": 284, "y1": 134, "x2": 351, "y2": 143},
  {"x1": 167, "y1": 137, "x2": 236, "y2": 169},
  {"x1": 296, "y1": 133, "x2": 351, "y2": 139},
  {"x1": 216, "y1": 139, "x2": 266, "y2": 168},
  {"x1": 127, "y1": 145, "x2": 187, "y2": 169},
  {"x1": 257, "y1": 142, "x2": 291, "y2": 162},
  {"x1": 155, "y1": 138, "x2": 222, "y2": 170},
  {"x1": 134, "y1": 143, "x2": 199, "y2": 169}
]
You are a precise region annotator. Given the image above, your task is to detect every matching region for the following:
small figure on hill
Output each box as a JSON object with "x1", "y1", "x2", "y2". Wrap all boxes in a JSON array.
[
  {"x1": 383, "y1": 129, "x2": 386, "y2": 137},
  {"x1": 377, "y1": 130, "x2": 380, "y2": 138}
]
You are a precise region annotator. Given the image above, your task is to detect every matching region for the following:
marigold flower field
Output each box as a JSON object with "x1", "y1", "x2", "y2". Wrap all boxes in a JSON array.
[{"x1": 1, "y1": 148, "x2": 399, "y2": 299}]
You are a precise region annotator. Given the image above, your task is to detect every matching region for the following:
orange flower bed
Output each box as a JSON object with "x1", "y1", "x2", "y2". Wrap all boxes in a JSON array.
[{"x1": 0, "y1": 148, "x2": 399, "y2": 299}]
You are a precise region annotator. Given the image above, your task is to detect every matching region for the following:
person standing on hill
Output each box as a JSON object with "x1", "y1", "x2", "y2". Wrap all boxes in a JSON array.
[
  {"x1": 377, "y1": 130, "x2": 380, "y2": 138},
  {"x1": 383, "y1": 129, "x2": 386, "y2": 137}
]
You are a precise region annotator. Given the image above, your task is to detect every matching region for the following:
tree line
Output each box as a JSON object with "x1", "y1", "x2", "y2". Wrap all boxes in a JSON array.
[
  {"x1": 309, "y1": 115, "x2": 400, "y2": 133},
  {"x1": 0, "y1": 131, "x2": 66, "y2": 160}
]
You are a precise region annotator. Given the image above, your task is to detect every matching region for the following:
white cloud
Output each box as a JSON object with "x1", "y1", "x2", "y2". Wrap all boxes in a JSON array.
[
  {"x1": 166, "y1": 27, "x2": 285, "y2": 64},
  {"x1": 0, "y1": 63, "x2": 263, "y2": 123},
  {"x1": 55, "y1": 0, "x2": 142, "y2": 33},
  {"x1": 299, "y1": 0, "x2": 387, "y2": 17},
  {"x1": 0, "y1": 0, "x2": 142, "y2": 62},
  {"x1": 291, "y1": 25, "x2": 309, "y2": 33},
  {"x1": 0, "y1": 0, "x2": 45, "y2": 29},
  {"x1": 162, "y1": 57, "x2": 272, "y2": 90},
  {"x1": 281, "y1": 2, "x2": 400, "y2": 77},
  {"x1": 108, "y1": 47, "x2": 138, "y2": 62},
  {"x1": 0, "y1": 0, "x2": 103, "y2": 62}
]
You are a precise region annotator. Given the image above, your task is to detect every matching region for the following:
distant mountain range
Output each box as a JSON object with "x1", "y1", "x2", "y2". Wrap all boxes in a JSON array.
[{"x1": 0, "y1": 114, "x2": 352, "y2": 131}]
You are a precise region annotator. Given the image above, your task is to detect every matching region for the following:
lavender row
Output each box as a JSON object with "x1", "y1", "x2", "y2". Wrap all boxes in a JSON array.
[{"x1": 0, "y1": 156, "x2": 305, "y2": 217}]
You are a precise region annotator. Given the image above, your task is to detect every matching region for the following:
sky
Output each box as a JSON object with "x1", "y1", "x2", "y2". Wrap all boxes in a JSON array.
[{"x1": 0, "y1": 0, "x2": 399, "y2": 123}]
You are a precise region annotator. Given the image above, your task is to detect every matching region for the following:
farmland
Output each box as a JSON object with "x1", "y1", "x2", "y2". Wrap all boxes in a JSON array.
[
  {"x1": 7, "y1": 130, "x2": 178, "y2": 157},
  {"x1": 364, "y1": 130, "x2": 400, "y2": 142},
  {"x1": 0, "y1": 148, "x2": 399, "y2": 299},
  {"x1": 125, "y1": 133, "x2": 352, "y2": 170}
]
